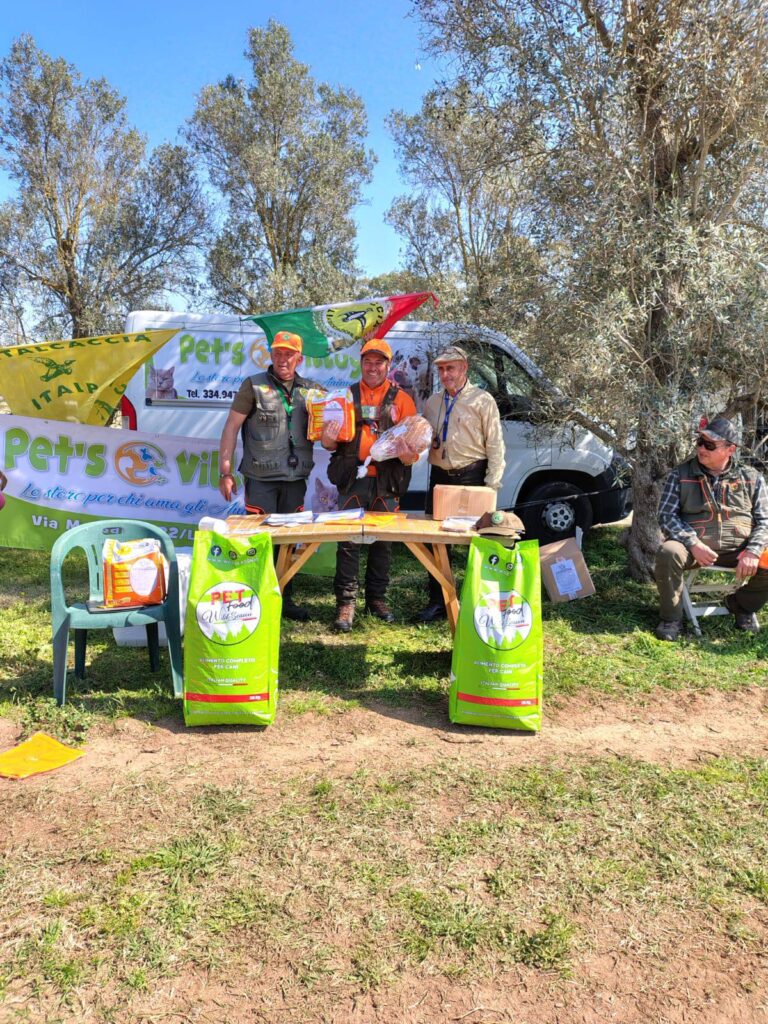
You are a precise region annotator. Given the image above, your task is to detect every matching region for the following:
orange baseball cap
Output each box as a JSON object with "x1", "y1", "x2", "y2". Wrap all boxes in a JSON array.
[
  {"x1": 360, "y1": 338, "x2": 392, "y2": 361},
  {"x1": 271, "y1": 330, "x2": 303, "y2": 354}
]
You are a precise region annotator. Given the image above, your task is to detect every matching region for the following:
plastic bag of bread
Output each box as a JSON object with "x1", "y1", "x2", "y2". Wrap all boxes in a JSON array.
[
  {"x1": 102, "y1": 538, "x2": 167, "y2": 608},
  {"x1": 306, "y1": 388, "x2": 355, "y2": 442},
  {"x1": 370, "y1": 415, "x2": 433, "y2": 462}
]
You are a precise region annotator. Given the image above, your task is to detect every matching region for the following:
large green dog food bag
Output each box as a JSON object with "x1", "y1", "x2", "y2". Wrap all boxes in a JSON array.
[
  {"x1": 449, "y1": 537, "x2": 542, "y2": 731},
  {"x1": 183, "y1": 530, "x2": 281, "y2": 727}
]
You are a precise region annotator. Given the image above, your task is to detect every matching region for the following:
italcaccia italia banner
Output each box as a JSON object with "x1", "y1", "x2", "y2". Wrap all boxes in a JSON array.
[
  {"x1": 0, "y1": 415, "x2": 245, "y2": 551},
  {"x1": 0, "y1": 330, "x2": 177, "y2": 424}
]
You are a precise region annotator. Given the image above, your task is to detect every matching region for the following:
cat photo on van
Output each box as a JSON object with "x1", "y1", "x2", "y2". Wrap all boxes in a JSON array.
[{"x1": 146, "y1": 366, "x2": 177, "y2": 401}]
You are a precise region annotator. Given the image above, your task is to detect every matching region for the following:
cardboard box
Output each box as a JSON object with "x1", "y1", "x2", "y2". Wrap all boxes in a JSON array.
[
  {"x1": 539, "y1": 537, "x2": 595, "y2": 602},
  {"x1": 432, "y1": 484, "x2": 497, "y2": 521}
]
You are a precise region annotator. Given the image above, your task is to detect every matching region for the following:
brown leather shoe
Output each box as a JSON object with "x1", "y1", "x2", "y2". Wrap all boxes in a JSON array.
[
  {"x1": 333, "y1": 603, "x2": 355, "y2": 633},
  {"x1": 365, "y1": 598, "x2": 395, "y2": 623}
]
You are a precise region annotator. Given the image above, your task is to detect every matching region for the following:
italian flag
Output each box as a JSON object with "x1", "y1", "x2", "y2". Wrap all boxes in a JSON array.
[{"x1": 245, "y1": 292, "x2": 439, "y2": 358}]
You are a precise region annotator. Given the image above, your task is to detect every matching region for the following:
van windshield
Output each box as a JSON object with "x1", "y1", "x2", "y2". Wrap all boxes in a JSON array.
[{"x1": 456, "y1": 339, "x2": 535, "y2": 421}]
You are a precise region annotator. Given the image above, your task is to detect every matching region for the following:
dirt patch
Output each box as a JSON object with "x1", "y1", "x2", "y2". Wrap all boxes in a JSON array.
[
  {"x1": 3, "y1": 687, "x2": 766, "y2": 799},
  {"x1": 2, "y1": 688, "x2": 767, "y2": 1024}
]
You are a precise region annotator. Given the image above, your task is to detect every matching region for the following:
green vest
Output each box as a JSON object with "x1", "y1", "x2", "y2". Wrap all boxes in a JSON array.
[
  {"x1": 678, "y1": 455, "x2": 760, "y2": 550},
  {"x1": 239, "y1": 370, "x2": 315, "y2": 482}
]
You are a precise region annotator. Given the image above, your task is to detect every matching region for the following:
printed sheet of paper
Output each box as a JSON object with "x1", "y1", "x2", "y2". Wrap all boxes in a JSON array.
[{"x1": 551, "y1": 558, "x2": 581, "y2": 596}]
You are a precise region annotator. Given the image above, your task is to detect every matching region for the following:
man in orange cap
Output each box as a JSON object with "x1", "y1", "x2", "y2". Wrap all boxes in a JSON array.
[
  {"x1": 218, "y1": 330, "x2": 318, "y2": 621},
  {"x1": 321, "y1": 338, "x2": 418, "y2": 632}
]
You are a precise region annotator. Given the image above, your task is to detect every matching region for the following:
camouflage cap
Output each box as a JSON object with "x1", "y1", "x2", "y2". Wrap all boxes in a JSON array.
[{"x1": 699, "y1": 416, "x2": 740, "y2": 446}]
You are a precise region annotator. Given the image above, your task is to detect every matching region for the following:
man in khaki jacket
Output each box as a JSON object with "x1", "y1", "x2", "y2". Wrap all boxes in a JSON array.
[{"x1": 414, "y1": 344, "x2": 505, "y2": 623}]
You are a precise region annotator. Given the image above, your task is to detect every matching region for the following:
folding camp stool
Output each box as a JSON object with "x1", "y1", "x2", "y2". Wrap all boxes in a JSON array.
[{"x1": 681, "y1": 566, "x2": 740, "y2": 637}]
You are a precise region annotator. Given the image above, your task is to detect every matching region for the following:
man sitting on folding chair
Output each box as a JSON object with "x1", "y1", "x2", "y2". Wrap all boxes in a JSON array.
[{"x1": 655, "y1": 416, "x2": 768, "y2": 640}]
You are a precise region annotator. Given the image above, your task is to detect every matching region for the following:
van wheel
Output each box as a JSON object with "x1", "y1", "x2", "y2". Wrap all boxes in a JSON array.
[{"x1": 520, "y1": 482, "x2": 594, "y2": 545}]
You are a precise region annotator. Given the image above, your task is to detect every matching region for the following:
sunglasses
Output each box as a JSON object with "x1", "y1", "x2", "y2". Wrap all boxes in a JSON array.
[{"x1": 696, "y1": 436, "x2": 725, "y2": 452}]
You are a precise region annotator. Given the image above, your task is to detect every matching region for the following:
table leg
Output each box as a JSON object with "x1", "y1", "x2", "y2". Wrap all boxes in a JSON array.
[
  {"x1": 434, "y1": 543, "x2": 459, "y2": 633},
  {"x1": 403, "y1": 541, "x2": 459, "y2": 634},
  {"x1": 274, "y1": 542, "x2": 321, "y2": 591}
]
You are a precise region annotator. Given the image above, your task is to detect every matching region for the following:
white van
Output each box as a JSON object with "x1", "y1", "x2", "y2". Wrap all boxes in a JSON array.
[{"x1": 122, "y1": 310, "x2": 630, "y2": 543}]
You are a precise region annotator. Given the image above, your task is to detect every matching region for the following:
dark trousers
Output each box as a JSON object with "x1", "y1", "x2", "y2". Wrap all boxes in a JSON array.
[
  {"x1": 244, "y1": 477, "x2": 307, "y2": 602},
  {"x1": 655, "y1": 539, "x2": 768, "y2": 621},
  {"x1": 244, "y1": 477, "x2": 307, "y2": 516},
  {"x1": 334, "y1": 477, "x2": 400, "y2": 605},
  {"x1": 425, "y1": 461, "x2": 488, "y2": 605}
]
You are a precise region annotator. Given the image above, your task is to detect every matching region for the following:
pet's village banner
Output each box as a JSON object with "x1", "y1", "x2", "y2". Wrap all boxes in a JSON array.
[
  {"x1": 0, "y1": 330, "x2": 177, "y2": 425},
  {"x1": 0, "y1": 415, "x2": 245, "y2": 551}
]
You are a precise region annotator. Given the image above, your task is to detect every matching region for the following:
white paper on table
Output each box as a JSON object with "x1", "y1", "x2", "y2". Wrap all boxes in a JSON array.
[
  {"x1": 551, "y1": 558, "x2": 582, "y2": 596},
  {"x1": 264, "y1": 511, "x2": 314, "y2": 526},
  {"x1": 313, "y1": 507, "x2": 364, "y2": 523},
  {"x1": 441, "y1": 516, "x2": 477, "y2": 533}
]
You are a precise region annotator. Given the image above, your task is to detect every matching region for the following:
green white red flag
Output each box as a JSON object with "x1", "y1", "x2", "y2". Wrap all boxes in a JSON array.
[{"x1": 245, "y1": 292, "x2": 439, "y2": 358}]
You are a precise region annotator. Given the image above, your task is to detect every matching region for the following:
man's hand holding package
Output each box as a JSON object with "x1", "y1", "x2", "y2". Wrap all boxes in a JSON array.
[
  {"x1": 398, "y1": 443, "x2": 420, "y2": 466},
  {"x1": 321, "y1": 419, "x2": 342, "y2": 450}
]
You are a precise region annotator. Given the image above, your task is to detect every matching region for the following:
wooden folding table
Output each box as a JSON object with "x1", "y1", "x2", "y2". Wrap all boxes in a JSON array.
[{"x1": 225, "y1": 513, "x2": 475, "y2": 633}]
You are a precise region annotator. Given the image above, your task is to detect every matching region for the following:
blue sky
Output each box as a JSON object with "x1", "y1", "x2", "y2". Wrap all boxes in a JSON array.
[{"x1": 0, "y1": 0, "x2": 440, "y2": 280}]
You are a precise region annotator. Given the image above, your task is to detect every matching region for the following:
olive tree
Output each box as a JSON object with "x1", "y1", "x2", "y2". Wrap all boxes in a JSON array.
[
  {"x1": 416, "y1": 0, "x2": 768, "y2": 577},
  {"x1": 0, "y1": 35, "x2": 208, "y2": 339},
  {"x1": 387, "y1": 84, "x2": 544, "y2": 328},
  {"x1": 187, "y1": 21, "x2": 375, "y2": 313}
]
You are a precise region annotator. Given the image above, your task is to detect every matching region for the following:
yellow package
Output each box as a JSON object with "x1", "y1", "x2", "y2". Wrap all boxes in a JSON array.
[
  {"x1": 306, "y1": 388, "x2": 356, "y2": 442},
  {"x1": 102, "y1": 538, "x2": 166, "y2": 608}
]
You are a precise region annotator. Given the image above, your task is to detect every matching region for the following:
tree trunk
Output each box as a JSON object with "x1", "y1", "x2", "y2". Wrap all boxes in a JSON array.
[{"x1": 626, "y1": 454, "x2": 663, "y2": 581}]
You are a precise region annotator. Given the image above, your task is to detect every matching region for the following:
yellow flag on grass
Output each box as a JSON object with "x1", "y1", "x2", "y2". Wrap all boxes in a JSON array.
[
  {"x1": 0, "y1": 732, "x2": 85, "y2": 780},
  {"x1": 0, "y1": 329, "x2": 177, "y2": 425}
]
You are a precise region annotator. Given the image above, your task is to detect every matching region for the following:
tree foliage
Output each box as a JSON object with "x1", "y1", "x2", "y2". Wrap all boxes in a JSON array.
[
  {"x1": 415, "y1": 0, "x2": 768, "y2": 576},
  {"x1": 187, "y1": 21, "x2": 375, "y2": 313},
  {"x1": 0, "y1": 35, "x2": 208, "y2": 340},
  {"x1": 387, "y1": 84, "x2": 544, "y2": 327}
]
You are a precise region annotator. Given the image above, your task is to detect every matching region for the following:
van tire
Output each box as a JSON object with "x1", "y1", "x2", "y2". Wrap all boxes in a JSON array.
[{"x1": 520, "y1": 481, "x2": 594, "y2": 544}]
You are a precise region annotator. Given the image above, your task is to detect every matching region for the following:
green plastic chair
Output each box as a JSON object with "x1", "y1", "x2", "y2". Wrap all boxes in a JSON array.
[{"x1": 50, "y1": 519, "x2": 183, "y2": 705}]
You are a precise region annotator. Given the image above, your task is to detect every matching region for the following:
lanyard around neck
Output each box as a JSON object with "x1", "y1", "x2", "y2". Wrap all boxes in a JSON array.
[
  {"x1": 269, "y1": 371, "x2": 296, "y2": 449},
  {"x1": 441, "y1": 383, "x2": 466, "y2": 444}
]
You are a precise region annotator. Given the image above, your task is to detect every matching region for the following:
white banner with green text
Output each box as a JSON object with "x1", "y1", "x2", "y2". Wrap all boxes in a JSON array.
[{"x1": 0, "y1": 415, "x2": 246, "y2": 551}]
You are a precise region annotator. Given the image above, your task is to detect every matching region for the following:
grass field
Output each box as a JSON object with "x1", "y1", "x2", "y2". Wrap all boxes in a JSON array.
[{"x1": 1, "y1": 529, "x2": 767, "y2": 1023}]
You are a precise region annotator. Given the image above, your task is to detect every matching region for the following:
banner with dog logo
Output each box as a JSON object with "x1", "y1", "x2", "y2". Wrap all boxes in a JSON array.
[
  {"x1": 183, "y1": 529, "x2": 280, "y2": 727},
  {"x1": 0, "y1": 415, "x2": 244, "y2": 551},
  {"x1": 449, "y1": 537, "x2": 543, "y2": 732},
  {"x1": 0, "y1": 330, "x2": 176, "y2": 425}
]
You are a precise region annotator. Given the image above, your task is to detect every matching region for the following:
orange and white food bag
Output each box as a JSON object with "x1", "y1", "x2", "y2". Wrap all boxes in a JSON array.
[
  {"x1": 102, "y1": 538, "x2": 167, "y2": 608},
  {"x1": 306, "y1": 388, "x2": 355, "y2": 442}
]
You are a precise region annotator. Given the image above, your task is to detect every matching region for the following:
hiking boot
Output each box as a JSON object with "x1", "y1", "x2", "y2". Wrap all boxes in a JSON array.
[
  {"x1": 655, "y1": 619, "x2": 683, "y2": 641},
  {"x1": 333, "y1": 603, "x2": 355, "y2": 633},
  {"x1": 413, "y1": 601, "x2": 447, "y2": 624},
  {"x1": 365, "y1": 598, "x2": 395, "y2": 623},
  {"x1": 283, "y1": 598, "x2": 310, "y2": 622},
  {"x1": 725, "y1": 594, "x2": 760, "y2": 633}
]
